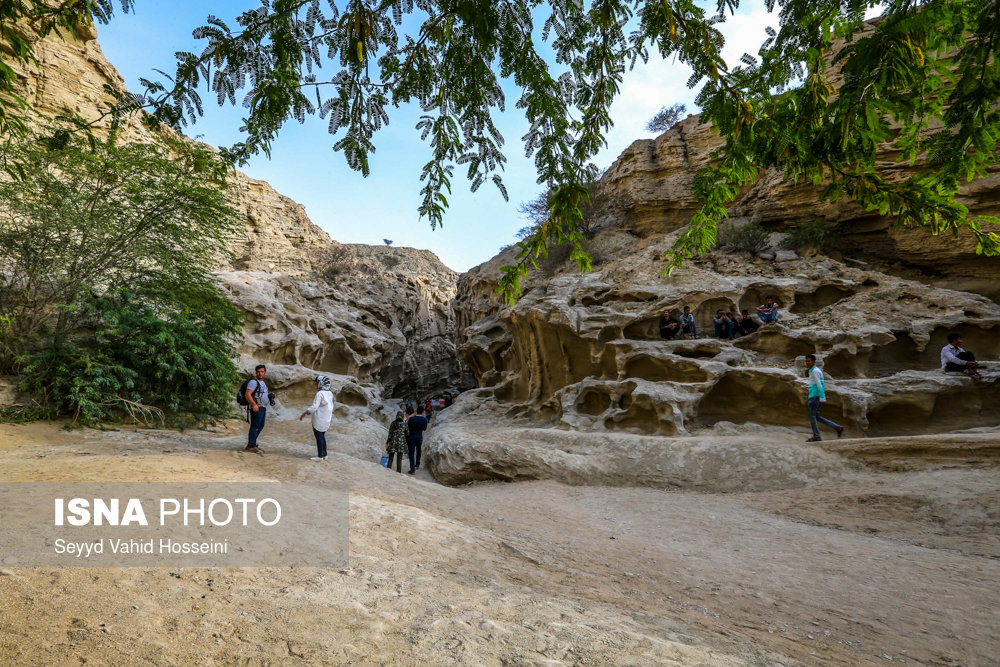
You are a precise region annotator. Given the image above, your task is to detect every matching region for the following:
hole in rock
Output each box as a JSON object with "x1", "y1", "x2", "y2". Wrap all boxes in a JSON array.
[
  {"x1": 621, "y1": 355, "x2": 709, "y2": 383},
  {"x1": 605, "y1": 400, "x2": 674, "y2": 435},
  {"x1": 862, "y1": 325, "x2": 1000, "y2": 372},
  {"x1": 577, "y1": 388, "x2": 612, "y2": 416},
  {"x1": 469, "y1": 349, "x2": 494, "y2": 376},
  {"x1": 673, "y1": 345, "x2": 721, "y2": 359},
  {"x1": 597, "y1": 327, "x2": 620, "y2": 343},
  {"x1": 867, "y1": 384, "x2": 1000, "y2": 436},
  {"x1": 964, "y1": 310, "x2": 983, "y2": 318},
  {"x1": 336, "y1": 385, "x2": 368, "y2": 407},
  {"x1": 734, "y1": 330, "x2": 814, "y2": 361},
  {"x1": 861, "y1": 279, "x2": 879, "y2": 287},
  {"x1": 610, "y1": 291, "x2": 659, "y2": 304},
  {"x1": 623, "y1": 316, "x2": 663, "y2": 341},
  {"x1": 484, "y1": 326, "x2": 507, "y2": 340},
  {"x1": 695, "y1": 372, "x2": 817, "y2": 428},
  {"x1": 694, "y1": 297, "x2": 737, "y2": 335},
  {"x1": 790, "y1": 285, "x2": 856, "y2": 314}
]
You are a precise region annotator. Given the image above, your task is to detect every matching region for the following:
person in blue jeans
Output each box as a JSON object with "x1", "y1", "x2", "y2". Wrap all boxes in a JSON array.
[
  {"x1": 805, "y1": 354, "x2": 844, "y2": 442},
  {"x1": 244, "y1": 364, "x2": 270, "y2": 453},
  {"x1": 713, "y1": 309, "x2": 733, "y2": 339},
  {"x1": 756, "y1": 295, "x2": 780, "y2": 324},
  {"x1": 679, "y1": 306, "x2": 697, "y2": 338},
  {"x1": 406, "y1": 405, "x2": 429, "y2": 474}
]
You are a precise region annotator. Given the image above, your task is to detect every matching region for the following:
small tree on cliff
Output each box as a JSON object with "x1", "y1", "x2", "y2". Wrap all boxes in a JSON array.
[
  {"x1": 9, "y1": 1, "x2": 999, "y2": 302},
  {"x1": 0, "y1": 131, "x2": 243, "y2": 425},
  {"x1": 646, "y1": 103, "x2": 687, "y2": 133}
]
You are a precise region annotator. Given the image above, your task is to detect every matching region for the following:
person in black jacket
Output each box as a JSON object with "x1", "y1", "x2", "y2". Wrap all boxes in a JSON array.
[
  {"x1": 406, "y1": 405, "x2": 430, "y2": 474},
  {"x1": 733, "y1": 309, "x2": 759, "y2": 337},
  {"x1": 658, "y1": 309, "x2": 681, "y2": 340}
]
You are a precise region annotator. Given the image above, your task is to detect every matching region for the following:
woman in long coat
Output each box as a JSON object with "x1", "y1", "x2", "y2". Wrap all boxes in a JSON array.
[{"x1": 385, "y1": 411, "x2": 409, "y2": 473}]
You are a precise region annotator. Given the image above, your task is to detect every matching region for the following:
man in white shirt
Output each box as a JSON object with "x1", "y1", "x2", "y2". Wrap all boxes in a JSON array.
[{"x1": 941, "y1": 333, "x2": 981, "y2": 379}]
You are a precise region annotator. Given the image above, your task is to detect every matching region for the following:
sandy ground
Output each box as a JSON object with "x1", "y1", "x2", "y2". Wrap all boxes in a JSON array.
[{"x1": 0, "y1": 418, "x2": 998, "y2": 666}]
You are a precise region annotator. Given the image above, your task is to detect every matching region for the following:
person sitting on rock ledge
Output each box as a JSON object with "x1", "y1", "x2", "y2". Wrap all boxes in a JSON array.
[
  {"x1": 658, "y1": 309, "x2": 681, "y2": 340},
  {"x1": 679, "y1": 306, "x2": 697, "y2": 338},
  {"x1": 756, "y1": 296, "x2": 780, "y2": 324},
  {"x1": 733, "y1": 309, "x2": 759, "y2": 337},
  {"x1": 713, "y1": 309, "x2": 733, "y2": 340},
  {"x1": 941, "y1": 333, "x2": 982, "y2": 379}
]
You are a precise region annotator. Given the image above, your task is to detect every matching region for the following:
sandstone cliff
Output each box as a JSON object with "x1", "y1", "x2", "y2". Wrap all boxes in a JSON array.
[
  {"x1": 443, "y1": 75, "x2": 1000, "y2": 488},
  {"x1": 9, "y1": 24, "x2": 463, "y2": 401},
  {"x1": 591, "y1": 113, "x2": 1000, "y2": 300}
]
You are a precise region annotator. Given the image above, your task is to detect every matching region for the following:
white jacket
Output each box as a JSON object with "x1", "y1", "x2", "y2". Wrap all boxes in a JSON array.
[{"x1": 307, "y1": 390, "x2": 335, "y2": 432}]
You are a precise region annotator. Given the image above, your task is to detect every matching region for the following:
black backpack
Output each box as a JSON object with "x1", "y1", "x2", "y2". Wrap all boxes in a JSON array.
[{"x1": 236, "y1": 377, "x2": 262, "y2": 406}]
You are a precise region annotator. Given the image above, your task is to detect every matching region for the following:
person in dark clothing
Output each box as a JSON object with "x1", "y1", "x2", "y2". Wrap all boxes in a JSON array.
[
  {"x1": 733, "y1": 309, "x2": 759, "y2": 337},
  {"x1": 658, "y1": 309, "x2": 681, "y2": 340},
  {"x1": 385, "y1": 411, "x2": 409, "y2": 473},
  {"x1": 406, "y1": 405, "x2": 430, "y2": 474},
  {"x1": 713, "y1": 309, "x2": 733, "y2": 339}
]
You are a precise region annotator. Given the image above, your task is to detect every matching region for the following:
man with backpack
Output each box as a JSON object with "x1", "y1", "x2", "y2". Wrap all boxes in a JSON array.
[{"x1": 242, "y1": 364, "x2": 271, "y2": 453}]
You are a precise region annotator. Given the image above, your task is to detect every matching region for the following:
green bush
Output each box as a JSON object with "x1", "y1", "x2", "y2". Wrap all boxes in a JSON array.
[
  {"x1": 717, "y1": 221, "x2": 770, "y2": 255},
  {"x1": 0, "y1": 131, "x2": 243, "y2": 426},
  {"x1": 15, "y1": 288, "x2": 241, "y2": 427},
  {"x1": 780, "y1": 219, "x2": 836, "y2": 251}
]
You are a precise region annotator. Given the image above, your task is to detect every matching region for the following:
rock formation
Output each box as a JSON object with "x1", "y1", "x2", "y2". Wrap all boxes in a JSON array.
[
  {"x1": 8, "y1": 18, "x2": 1000, "y2": 491},
  {"x1": 8, "y1": 22, "x2": 464, "y2": 405},
  {"x1": 444, "y1": 229, "x2": 1000, "y2": 487},
  {"x1": 443, "y1": 57, "x2": 1000, "y2": 488},
  {"x1": 590, "y1": 115, "x2": 1000, "y2": 301}
]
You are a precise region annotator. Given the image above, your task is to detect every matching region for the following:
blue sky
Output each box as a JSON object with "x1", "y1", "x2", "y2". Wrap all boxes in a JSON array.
[{"x1": 97, "y1": 2, "x2": 775, "y2": 272}]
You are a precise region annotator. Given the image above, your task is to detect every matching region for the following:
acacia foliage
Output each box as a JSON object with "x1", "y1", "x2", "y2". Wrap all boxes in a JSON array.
[
  {"x1": 0, "y1": 132, "x2": 243, "y2": 425},
  {"x1": 37, "y1": 0, "x2": 1000, "y2": 302}
]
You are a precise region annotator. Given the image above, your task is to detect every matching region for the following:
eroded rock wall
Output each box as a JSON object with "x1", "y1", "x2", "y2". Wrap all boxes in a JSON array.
[
  {"x1": 9, "y1": 23, "x2": 464, "y2": 401},
  {"x1": 589, "y1": 118, "x2": 1000, "y2": 301},
  {"x1": 444, "y1": 214, "x2": 1000, "y2": 487}
]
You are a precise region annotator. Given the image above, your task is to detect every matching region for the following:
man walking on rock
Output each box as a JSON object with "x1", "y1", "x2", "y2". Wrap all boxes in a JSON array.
[{"x1": 804, "y1": 354, "x2": 844, "y2": 442}]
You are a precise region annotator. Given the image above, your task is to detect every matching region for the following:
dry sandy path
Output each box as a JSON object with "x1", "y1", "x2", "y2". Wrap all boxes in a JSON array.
[{"x1": 0, "y1": 420, "x2": 997, "y2": 665}]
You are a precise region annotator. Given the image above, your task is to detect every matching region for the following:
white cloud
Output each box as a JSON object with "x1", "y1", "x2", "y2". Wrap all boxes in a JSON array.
[{"x1": 596, "y1": 6, "x2": 777, "y2": 166}]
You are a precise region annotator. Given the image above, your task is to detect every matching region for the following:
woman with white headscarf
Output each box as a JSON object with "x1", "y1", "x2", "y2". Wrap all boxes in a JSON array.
[{"x1": 299, "y1": 376, "x2": 335, "y2": 461}]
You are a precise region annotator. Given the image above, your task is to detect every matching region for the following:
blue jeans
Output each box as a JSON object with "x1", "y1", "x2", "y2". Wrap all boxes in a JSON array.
[
  {"x1": 759, "y1": 308, "x2": 780, "y2": 323},
  {"x1": 714, "y1": 320, "x2": 732, "y2": 339},
  {"x1": 408, "y1": 437, "x2": 422, "y2": 472},
  {"x1": 807, "y1": 397, "x2": 840, "y2": 438},
  {"x1": 313, "y1": 427, "x2": 327, "y2": 457},
  {"x1": 248, "y1": 406, "x2": 266, "y2": 446}
]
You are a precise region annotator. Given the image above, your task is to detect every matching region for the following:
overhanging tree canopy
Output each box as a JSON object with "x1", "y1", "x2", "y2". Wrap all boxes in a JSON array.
[{"x1": 5, "y1": 0, "x2": 999, "y2": 302}]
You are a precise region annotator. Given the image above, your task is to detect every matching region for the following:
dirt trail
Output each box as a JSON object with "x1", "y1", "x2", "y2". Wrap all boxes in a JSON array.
[{"x1": 0, "y1": 420, "x2": 997, "y2": 665}]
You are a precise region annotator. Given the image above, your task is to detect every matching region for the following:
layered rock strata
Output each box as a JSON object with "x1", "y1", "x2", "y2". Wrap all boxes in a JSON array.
[
  {"x1": 9, "y1": 24, "x2": 464, "y2": 406},
  {"x1": 590, "y1": 114, "x2": 1000, "y2": 300}
]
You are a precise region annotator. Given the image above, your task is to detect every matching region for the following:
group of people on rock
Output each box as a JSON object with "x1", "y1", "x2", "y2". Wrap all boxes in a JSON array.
[
  {"x1": 653, "y1": 292, "x2": 990, "y2": 443},
  {"x1": 658, "y1": 296, "x2": 781, "y2": 341}
]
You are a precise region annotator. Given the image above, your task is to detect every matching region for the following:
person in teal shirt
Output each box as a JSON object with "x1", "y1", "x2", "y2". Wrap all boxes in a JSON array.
[{"x1": 805, "y1": 354, "x2": 844, "y2": 442}]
